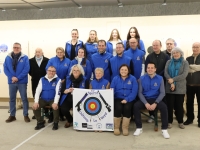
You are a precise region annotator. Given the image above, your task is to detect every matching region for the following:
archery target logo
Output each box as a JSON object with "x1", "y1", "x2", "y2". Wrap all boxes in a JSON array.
[{"x1": 84, "y1": 97, "x2": 102, "y2": 116}]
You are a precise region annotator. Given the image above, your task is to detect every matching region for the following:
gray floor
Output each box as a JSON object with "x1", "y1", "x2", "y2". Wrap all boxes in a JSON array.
[{"x1": 0, "y1": 103, "x2": 200, "y2": 150}]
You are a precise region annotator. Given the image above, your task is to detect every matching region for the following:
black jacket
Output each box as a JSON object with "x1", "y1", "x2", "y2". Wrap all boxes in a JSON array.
[{"x1": 186, "y1": 54, "x2": 200, "y2": 85}]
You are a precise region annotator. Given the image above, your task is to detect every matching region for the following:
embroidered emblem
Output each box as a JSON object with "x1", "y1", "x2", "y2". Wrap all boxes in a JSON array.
[
  {"x1": 102, "y1": 85, "x2": 105, "y2": 89},
  {"x1": 137, "y1": 56, "x2": 140, "y2": 60},
  {"x1": 105, "y1": 59, "x2": 108, "y2": 63},
  {"x1": 82, "y1": 82, "x2": 85, "y2": 87},
  {"x1": 20, "y1": 59, "x2": 23, "y2": 62},
  {"x1": 78, "y1": 46, "x2": 80, "y2": 49},
  {"x1": 94, "y1": 45, "x2": 97, "y2": 49},
  {"x1": 127, "y1": 80, "x2": 132, "y2": 85},
  {"x1": 154, "y1": 82, "x2": 158, "y2": 86},
  {"x1": 52, "y1": 82, "x2": 56, "y2": 86},
  {"x1": 64, "y1": 63, "x2": 68, "y2": 67}
]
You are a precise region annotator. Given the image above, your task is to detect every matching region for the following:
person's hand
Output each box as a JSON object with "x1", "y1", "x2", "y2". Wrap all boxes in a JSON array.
[
  {"x1": 32, "y1": 103, "x2": 39, "y2": 110},
  {"x1": 121, "y1": 100, "x2": 127, "y2": 104},
  {"x1": 61, "y1": 79, "x2": 65, "y2": 83},
  {"x1": 12, "y1": 77, "x2": 18, "y2": 83},
  {"x1": 52, "y1": 103, "x2": 58, "y2": 110},
  {"x1": 170, "y1": 83, "x2": 175, "y2": 91},
  {"x1": 149, "y1": 103, "x2": 157, "y2": 111},
  {"x1": 168, "y1": 78, "x2": 174, "y2": 84},
  {"x1": 145, "y1": 103, "x2": 151, "y2": 110}
]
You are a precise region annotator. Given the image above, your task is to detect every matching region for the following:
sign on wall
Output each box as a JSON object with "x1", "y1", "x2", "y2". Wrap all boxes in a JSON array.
[{"x1": 73, "y1": 89, "x2": 114, "y2": 131}]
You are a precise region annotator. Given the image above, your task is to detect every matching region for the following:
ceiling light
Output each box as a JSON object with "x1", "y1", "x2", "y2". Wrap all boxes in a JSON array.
[
  {"x1": 118, "y1": 3, "x2": 123, "y2": 7},
  {"x1": 39, "y1": 8, "x2": 43, "y2": 11},
  {"x1": 12, "y1": 9, "x2": 17, "y2": 10},
  {"x1": 162, "y1": 3, "x2": 167, "y2": 6},
  {"x1": 2, "y1": 9, "x2": 6, "y2": 11},
  {"x1": 78, "y1": 5, "x2": 82, "y2": 9}
]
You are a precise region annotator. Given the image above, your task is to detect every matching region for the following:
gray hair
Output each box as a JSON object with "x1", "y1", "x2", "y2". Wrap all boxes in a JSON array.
[
  {"x1": 171, "y1": 47, "x2": 184, "y2": 57},
  {"x1": 95, "y1": 68, "x2": 104, "y2": 75},
  {"x1": 69, "y1": 64, "x2": 85, "y2": 76},
  {"x1": 166, "y1": 38, "x2": 177, "y2": 46}
]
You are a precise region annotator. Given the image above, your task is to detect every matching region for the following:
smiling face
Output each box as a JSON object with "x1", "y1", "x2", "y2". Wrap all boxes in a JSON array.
[
  {"x1": 98, "y1": 41, "x2": 106, "y2": 53},
  {"x1": 47, "y1": 66, "x2": 56, "y2": 79},
  {"x1": 129, "y1": 38, "x2": 138, "y2": 50},
  {"x1": 116, "y1": 43, "x2": 124, "y2": 55},
  {"x1": 166, "y1": 39, "x2": 175, "y2": 52},
  {"x1": 13, "y1": 43, "x2": 21, "y2": 54},
  {"x1": 35, "y1": 48, "x2": 43, "y2": 58},
  {"x1": 89, "y1": 31, "x2": 96, "y2": 42},
  {"x1": 72, "y1": 66, "x2": 81, "y2": 78},
  {"x1": 129, "y1": 28, "x2": 136, "y2": 38},
  {"x1": 120, "y1": 66, "x2": 129, "y2": 77},
  {"x1": 78, "y1": 49, "x2": 85, "y2": 58},
  {"x1": 172, "y1": 51, "x2": 181, "y2": 59},
  {"x1": 95, "y1": 70, "x2": 103, "y2": 80},
  {"x1": 152, "y1": 40, "x2": 162, "y2": 53},
  {"x1": 112, "y1": 30, "x2": 118, "y2": 40},
  {"x1": 192, "y1": 42, "x2": 200, "y2": 56},
  {"x1": 147, "y1": 63, "x2": 156, "y2": 76},
  {"x1": 71, "y1": 30, "x2": 78, "y2": 40},
  {"x1": 56, "y1": 49, "x2": 64, "y2": 59}
]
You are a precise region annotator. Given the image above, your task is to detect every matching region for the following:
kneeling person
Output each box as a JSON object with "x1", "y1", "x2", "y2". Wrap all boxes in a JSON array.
[
  {"x1": 133, "y1": 62, "x2": 170, "y2": 139},
  {"x1": 32, "y1": 66, "x2": 61, "y2": 130}
]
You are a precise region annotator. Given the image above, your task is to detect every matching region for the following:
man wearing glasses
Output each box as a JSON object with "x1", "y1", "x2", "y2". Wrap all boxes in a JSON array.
[
  {"x1": 163, "y1": 38, "x2": 176, "y2": 57},
  {"x1": 4, "y1": 42, "x2": 30, "y2": 123},
  {"x1": 32, "y1": 66, "x2": 61, "y2": 130}
]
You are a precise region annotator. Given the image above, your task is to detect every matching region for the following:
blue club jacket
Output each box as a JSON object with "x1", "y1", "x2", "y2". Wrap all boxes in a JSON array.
[
  {"x1": 60, "y1": 76, "x2": 87, "y2": 105},
  {"x1": 109, "y1": 54, "x2": 133, "y2": 80},
  {"x1": 4, "y1": 53, "x2": 30, "y2": 84},
  {"x1": 65, "y1": 40, "x2": 83, "y2": 60},
  {"x1": 91, "y1": 52, "x2": 113, "y2": 82},
  {"x1": 124, "y1": 48, "x2": 144, "y2": 80},
  {"x1": 46, "y1": 56, "x2": 71, "y2": 80},
  {"x1": 106, "y1": 40, "x2": 122, "y2": 55},
  {"x1": 110, "y1": 75, "x2": 138, "y2": 102},
  {"x1": 90, "y1": 78, "x2": 109, "y2": 89},
  {"x1": 123, "y1": 39, "x2": 146, "y2": 55},
  {"x1": 69, "y1": 58, "x2": 92, "y2": 80},
  {"x1": 85, "y1": 42, "x2": 98, "y2": 62}
]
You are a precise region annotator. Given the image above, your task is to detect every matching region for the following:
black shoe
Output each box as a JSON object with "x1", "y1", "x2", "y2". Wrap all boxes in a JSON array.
[
  {"x1": 198, "y1": 124, "x2": 200, "y2": 128},
  {"x1": 183, "y1": 119, "x2": 193, "y2": 125},
  {"x1": 52, "y1": 122, "x2": 58, "y2": 130},
  {"x1": 35, "y1": 122, "x2": 45, "y2": 130},
  {"x1": 32, "y1": 116, "x2": 36, "y2": 119},
  {"x1": 48, "y1": 114, "x2": 53, "y2": 123}
]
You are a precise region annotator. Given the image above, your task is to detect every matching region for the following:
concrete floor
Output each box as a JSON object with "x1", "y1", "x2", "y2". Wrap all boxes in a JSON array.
[{"x1": 0, "y1": 103, "x2": 200, "y2": 150}]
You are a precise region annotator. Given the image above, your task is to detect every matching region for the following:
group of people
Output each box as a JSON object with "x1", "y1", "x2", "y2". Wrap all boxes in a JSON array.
[{"x1": 3, "y1": 27, "x2": 200, "y2": 139}]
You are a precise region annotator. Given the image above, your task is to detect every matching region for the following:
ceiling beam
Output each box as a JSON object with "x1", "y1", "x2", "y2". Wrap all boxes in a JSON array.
[{"x1": 21, "y1": 0, "x2": 42, "y2": 9}]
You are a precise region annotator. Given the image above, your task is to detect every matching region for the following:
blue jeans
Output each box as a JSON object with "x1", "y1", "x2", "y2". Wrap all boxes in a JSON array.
[{"x1": 9, "y1": 84, "x2": 29, "y2": 116}]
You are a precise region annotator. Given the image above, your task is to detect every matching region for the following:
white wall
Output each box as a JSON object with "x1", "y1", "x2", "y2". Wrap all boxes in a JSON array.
[{"x1": 0, "y1": 15, "x2": 199, "y2": 98}]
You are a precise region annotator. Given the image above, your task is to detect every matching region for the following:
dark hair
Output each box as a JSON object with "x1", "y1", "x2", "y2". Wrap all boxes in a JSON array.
[
  {"x1": 98, "y1": 40, "x2": 106, "y2": 46},
  {"x1": 13, "y1": 42, "x2": 21, "y2": 47},
  {"x1": 108, "y1": 29, "x2": 122, "y2": 41},
  {"x1": 77, "y1": 48, "x2": 87, "y2": 66},
  {"x1": 87, "y1": 30, "x2": 99, "y2": 43},
  {"x1": 119, "y1": 64, "x2": 131, "y2": 76},
  {"x1": 147, "y1": 62, "x2": 157, "y2": 68},
  {"x1": 71, "y1": 29, "x2": 79, "y2": 39},
  {"x1": 126, "y1": 27, "x2": 141, "y2": 50},
  {"x1": 116, "y1": 42, "x2": 124, "y2": 48}
]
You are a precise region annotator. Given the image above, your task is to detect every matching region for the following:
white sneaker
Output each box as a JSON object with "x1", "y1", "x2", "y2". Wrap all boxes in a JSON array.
[
  {"x1": 147, "y1": 115, "x2": 154, "y2": 123},
  {"x1": 162, "y1": 130, "x2": 170, "y2": 139},
  {"x1": 133, "y1": 128, "x2": 143, "y2": 136}
]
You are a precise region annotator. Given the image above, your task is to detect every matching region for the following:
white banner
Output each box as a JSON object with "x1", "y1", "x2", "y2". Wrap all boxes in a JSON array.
[{"x1": 73, "y1": 89, "x2": 114, "y2": 131}]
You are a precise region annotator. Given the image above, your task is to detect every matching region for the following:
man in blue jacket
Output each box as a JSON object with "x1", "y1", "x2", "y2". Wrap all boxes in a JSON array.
[
  {"x1": 4, "y1": 42, "x2": 30, "y2": 123},
  {"x1": 32, "y1": 66, "x2": 61, "y2": 130},
  {"x1": 124, "y1": 38, "x2": 145, "y2": 80},
  {"x1": 91, "y1": 40, "x2": 112, "y2": 82},
  {"x1": 109, "y1": 42, "x2": 134, "y2": 80},
  {"x1": 133, "y1": 62, "x2": 169, "y2": 139}
]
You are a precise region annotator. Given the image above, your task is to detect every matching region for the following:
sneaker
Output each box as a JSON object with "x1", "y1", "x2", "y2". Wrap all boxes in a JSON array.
[
  {"x1": 147, "y1": 115, "x2": 154, "y2": 123},
  {"x1": 35, "y1": 122, "x2": 45, "y2": 130},
  {"x1": 24, "y1": 116, "x2": 30, "y2": 123},
  {"x1": 168, "y1": 123, "x2": 172, "y2": 129},
  {"x1": 133, "y1": 128, "x2": 143, "y2": 136},
  {"x1": 183, "y1": 119, "x2": 193, "y2": 125},
  {"x1": 179, "y1": 123, "x2": 185, "y2": 129},
  {"x1": 5, "y1": 116, "x2": 16, "y2": 123},
  {"x1": 162, "y1": 130, "x2": 170, "y2": 139},
  {"x1": 52, "y1": 122, "x2": 58, "y2": 130}
]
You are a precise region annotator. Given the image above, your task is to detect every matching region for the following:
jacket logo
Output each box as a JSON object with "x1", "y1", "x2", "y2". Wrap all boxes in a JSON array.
[
  {"x1": 20, "y1": 59, "x2": 23, "y2": 62},
  {"x1": 127, "y1": 80, "x2": 132, "y2": 85},
  {"x1": 52, "y1": 82, "x2": 56, "y2": 86},
  {"x1": 105, "y1": 59, "x2": 108, "y2": 63},
  {"x1": 64, "y1": 63, "x2": 68, "y2": 67},
  {"x1": 82, "y1": 82, "x2": 85, "y2": 87},
  {"x1": 154, "y1": 82, "x2": 158, "y2": 86},
  {"x1": 78, "y1": 46, "x2": 80, "y2": 49},
  {"x1": 94, "y1": 45, "x2": 97, "y2": 49},
  {"x1": 102, "y1": 85, "x2": 105, "y2": 89},
  {"x1": 137, "y1": 56, "x2": 140, "y2": 60}
]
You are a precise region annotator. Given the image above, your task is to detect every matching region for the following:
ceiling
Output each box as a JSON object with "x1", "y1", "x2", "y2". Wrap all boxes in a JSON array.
[{"x1": 0, "y1": 0, "x2": 199, "y2": 10}]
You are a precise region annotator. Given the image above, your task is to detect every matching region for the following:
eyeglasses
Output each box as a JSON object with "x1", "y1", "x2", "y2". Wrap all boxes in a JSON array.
[
  {"x1": 13, "y1": 47, "x2": 21, "y2": 49},
  {"x1": 192, "y1": 47, "x2": 200, "y2": 49},
  {"x1": 166, "y1": 43, "x2": 173, "y2": 45},
  {"x1": 47, "y1": 70, "x2": 56, "y2": 73}
]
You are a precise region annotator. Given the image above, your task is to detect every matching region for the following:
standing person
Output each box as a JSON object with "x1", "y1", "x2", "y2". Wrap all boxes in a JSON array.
[
  {"x1": 124, "y1": 26, "x2": 146, "y2": 54},
  {"x1": 85, "y1": 30, "x2": 99, "y2": 63},
  {"x1": 124, "y1": 38, "x2": 144, "y2": 80},
  {"x1": 69, "y1": 48, "x2": 92, "y2": 81},
  {"x1": 4, "y1": 42, "x2": 30, "y2": 123},
  {"x1": 111, "y1": 64, "x2": 138, "y2": 136},
  {"x1": 32, "y1": 66, "x2": 61, "y2": 130},
  {"x1": 91, "y1": 40, "x2": 113, "y2": 82},
  {"x1": 164, "y1": 47, "x2": 189, "y2": 129},
  {"x1": 65, "y1": 29, "x2": 84, "y2": 60},
  {"x1": 106, "y1": 29, "x2": 122, "y2": 56},
  {"x1": 29, "y1": 48, "x2": 49, "y2": 120},
  {"x1": 46, "y1": 47, "x2": 71, "y2": 82},
  {"x1": 163, "y1": 38, "x2": 176, "y2": 58},
  {"x1": 109, "y1": 42, "x2": 134, "y2": 80},
  {"x1": 184, "y1": 42, "x2": 200, "y2": 127},
  {"x1": 133, "y1": 62, "x2": 169, "y2": 139},
  {"x1": 60, "y1": 64, "x2": 89, "y2": 128}
]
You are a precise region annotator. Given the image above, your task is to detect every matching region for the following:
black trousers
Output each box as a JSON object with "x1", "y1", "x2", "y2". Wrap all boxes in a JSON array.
[
  {"x1": 60, "y1": 94, "x2": 73, "y2": 123},
  {"x1": 114, "y1": 99, "x2": 133, "y2": 118},
  {"x1": 166, "y1": 94, "x2": 185, "y2": 124},
  {"x1": 186, "y1": 86, "x2": 200, "y2": 122},
  {"x1": 134, "y1": 100, "x2": 168, "y2": 129}
]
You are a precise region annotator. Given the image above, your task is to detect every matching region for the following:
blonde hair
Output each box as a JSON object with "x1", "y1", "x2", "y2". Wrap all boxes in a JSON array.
[
  {"x1": 87, "y1": 30, "x2": 99, "y2": 43},
  {"x1": 108, "y1": 29, "x2": 122, "y2": 41},
  {"x1": 69, "y1": 64, "x2": 85, "y2": 76},
  {"x1": 95, "y1": 68, "x2": 104, "y2": 75},
  {"x1": 56, "y1": 47, "x2": 64, "y2": 53}
]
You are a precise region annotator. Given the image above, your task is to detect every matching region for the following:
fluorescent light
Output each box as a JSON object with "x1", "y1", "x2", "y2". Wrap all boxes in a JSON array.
[
  {"x1": 2, "y1": 9, "x2": 6, "y2": 11},
  {"x1": 78, "y1": 5, "x2": 82, "y2": 9},
  {"x1": 118, "y1": 2, "x2": 123, "y2": 7},
  {"x1": 39, "y1": 8, "x2": 43, "y2": 11},
  {"x1": 162, "y1": 2, "x2": 167, "y2": 5}
]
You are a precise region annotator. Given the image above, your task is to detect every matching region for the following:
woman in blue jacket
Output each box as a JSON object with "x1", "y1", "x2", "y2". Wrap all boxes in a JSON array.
[
  {"x1": 60, "y1": 64, "x2": 89, "y2": 128},
  {"x1": 85, "y1": 30, "x2": 99, "y2": 63},
  {"x1": 106, "y1": 29, "x2": 122, "y2": 56},
  {"x1": 46, "y1": 47, "x2": 71, "y2": 82},
  {"x1": 111, "y1": 64, "x2": 138, "y2": 136},
  {"x1": 69, "y1": 48, "x2": 92, "y2": 81},
  {"x1": 65, "y1": 29, "x2": 84, "y2": 60}
]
